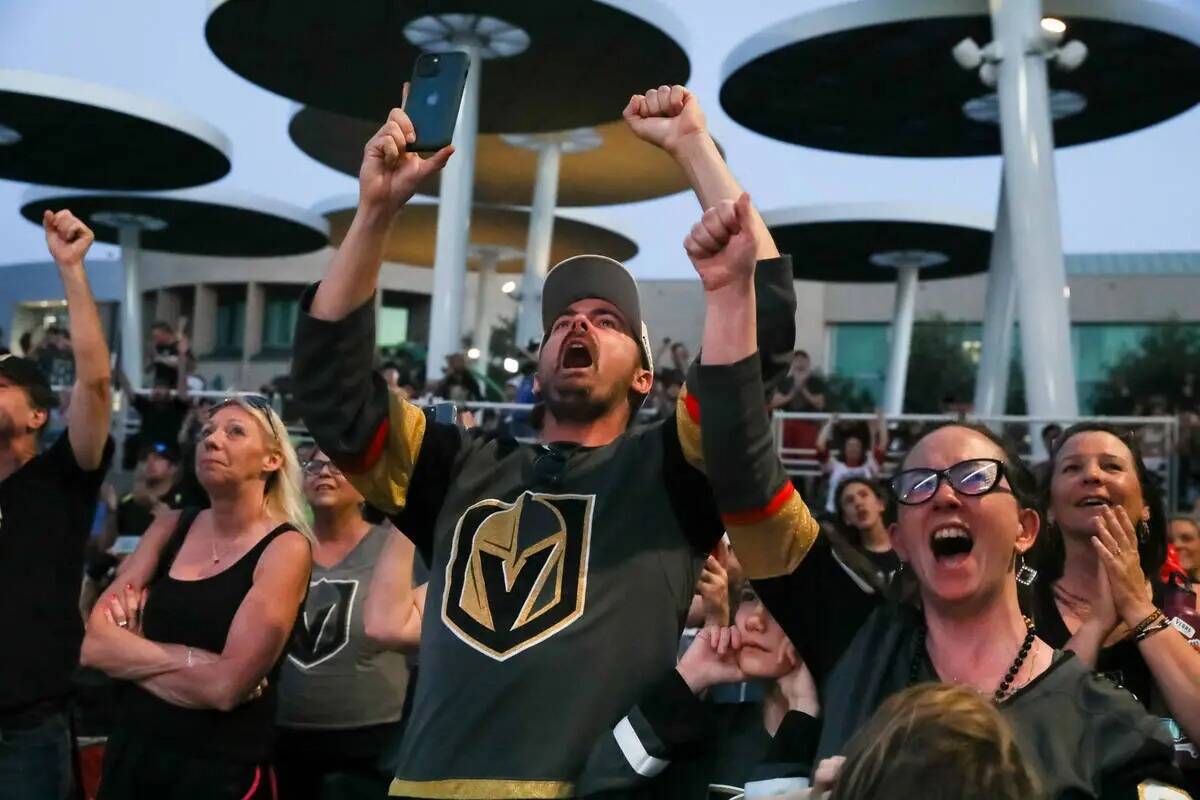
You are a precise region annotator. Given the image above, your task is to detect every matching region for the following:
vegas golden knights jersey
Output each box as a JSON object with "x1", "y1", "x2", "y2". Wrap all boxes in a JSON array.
[{"x1": 292, "y1": 257, "x2": 819, "y2": 799}]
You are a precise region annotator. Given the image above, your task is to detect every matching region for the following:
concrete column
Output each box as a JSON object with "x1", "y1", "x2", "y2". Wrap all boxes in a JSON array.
[
  {"x1": 882, "y1": 266, "x2": 919, "y2": 416},
  {"x1": 990, "y1": 0, "x2": 1079, "y2": 419},
  {"x1": 515, "y1": 142, "x2": 562, "y2": 348},
  {"x1": 974, "y1": 177, "x2": 1017, "y2": 416},
  {"x1": 241, "y1": 281, "x2": 263, "y2": 388},
  {"x1": 425, "y1": 43, "x2": 481, "y2": 381},
  {"x1": 118, "y1": 226, "x2": 143, "y2": 390},
  {"x1": 192, "y1": 283, "x2": 217, "y2": 355}
]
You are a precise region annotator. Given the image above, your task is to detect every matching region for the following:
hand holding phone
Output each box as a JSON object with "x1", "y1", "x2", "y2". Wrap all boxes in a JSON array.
[
  {"x1": 406, "y1": 51, "x2": 471, "y2": 153},
  {"x1": 358, "y1": 83, "x2": 457, "y2": 214}
]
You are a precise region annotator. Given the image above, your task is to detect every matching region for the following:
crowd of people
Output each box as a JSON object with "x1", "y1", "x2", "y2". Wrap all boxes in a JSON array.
[{"x1": 2, "y1": 85, "x2": 1200, "y2": 800}]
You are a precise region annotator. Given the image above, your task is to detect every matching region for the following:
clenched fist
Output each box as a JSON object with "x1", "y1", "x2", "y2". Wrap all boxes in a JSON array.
[
  {"x1": 623, "y1": 84, "x2": 708, "y2": 154},
  {"x1": 43, "y1": 209, "x2": 94, "y2": 269},
  {"x1": 684, "y1": 193, "x2": 759, "y2": 292},
  {"x1": 360, "y1": 84, "x2": 455, "y2": 215}
]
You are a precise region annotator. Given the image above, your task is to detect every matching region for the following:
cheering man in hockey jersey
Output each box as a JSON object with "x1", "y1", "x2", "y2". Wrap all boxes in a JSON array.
[{"x1": 292, "y1": 85, "x2": 818, "y2": 799}]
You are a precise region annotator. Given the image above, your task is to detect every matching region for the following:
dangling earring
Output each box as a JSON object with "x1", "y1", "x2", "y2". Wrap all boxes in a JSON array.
[
  {"x1": 1016, "y1": 554, "x2": 1038, "y2": 587},
  {"x1": 1136, "y1": 520, "x2": 1149, "y2": 543}
]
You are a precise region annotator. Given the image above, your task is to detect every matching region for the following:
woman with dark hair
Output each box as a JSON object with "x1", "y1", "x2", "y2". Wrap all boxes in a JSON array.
[
  {"x1": 754, "y1": 422, "x2": 1186, "y2": 799},
  {"x1": 1033, "y1": 423, "x2": 1200, "y2": 758}
]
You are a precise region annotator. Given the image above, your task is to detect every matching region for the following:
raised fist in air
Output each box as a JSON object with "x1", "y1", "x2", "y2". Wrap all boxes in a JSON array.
[
  {"x1": 684, "y1": 193, "x2": 759, "y2": 293},
  {"x1": 623, "y1": 84, "x2": 707, "y2": 154},
  {"x1": 43, "y1": 209, "x2": 94, "y2": 269},
  {"x1": 360, "y1": 83, "x2": 455, "y2": 215}
]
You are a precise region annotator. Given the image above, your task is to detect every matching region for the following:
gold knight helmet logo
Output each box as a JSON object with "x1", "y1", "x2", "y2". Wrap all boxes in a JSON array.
[{"x1": 442, "y1": 492, "x2": 594, "y2": 661}]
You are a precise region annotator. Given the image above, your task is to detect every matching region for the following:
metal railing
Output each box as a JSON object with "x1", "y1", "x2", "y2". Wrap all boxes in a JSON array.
[{"x1": 102, "y1": 391, "x2": 1183, "y2": 510}]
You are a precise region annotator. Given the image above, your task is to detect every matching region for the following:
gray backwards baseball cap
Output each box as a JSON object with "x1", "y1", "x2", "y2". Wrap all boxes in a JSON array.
[{"x1": 540, "y1": 255, "x2": 654, "y2": 373}]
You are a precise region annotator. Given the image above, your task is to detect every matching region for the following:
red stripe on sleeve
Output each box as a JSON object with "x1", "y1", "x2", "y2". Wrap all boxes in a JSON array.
[
  {"x1": 342, "y1": 419, "x2": 390, "y2": 474},
  {"x1": 684, "y1": 392, "x2": 701, "y2": 423},
  {"x1": 721, "y1": 481, "x2": 796, "y2": 526}
]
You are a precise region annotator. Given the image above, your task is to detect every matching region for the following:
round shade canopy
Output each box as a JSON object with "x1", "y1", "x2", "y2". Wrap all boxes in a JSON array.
[
  {"x1": 206, "y1": 0, "x2": 689, "y2": 134},
  {"x1": 764, "y1": 203, "x2": 993, "y2": 283},
  {"x1": 0, "y1": 69, "x2": 232, "y2": 190},
  {"x1": 290, "y1": 108, "x2": 701, "y2": 207},
  {"x1": 318, "y1": 200, "x2": 637, "y2": 271},
  {"x1": 720, "y1": 0, "x2": 1200, "y2": 157},
  {"x1": 21, "y1": 188, "x2": 329, "y2": 257}
]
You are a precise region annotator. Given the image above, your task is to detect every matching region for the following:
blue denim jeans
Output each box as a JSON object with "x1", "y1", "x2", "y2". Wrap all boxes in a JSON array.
[{"x1": 0, "y1": 710, "x2": 73, "y2": 800}]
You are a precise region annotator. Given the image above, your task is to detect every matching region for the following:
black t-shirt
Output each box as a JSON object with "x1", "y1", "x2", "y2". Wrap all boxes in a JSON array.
[
  {"x1": 0, "y1": 431, "x2": 113, "y2": 712},
  {"x1": 132, "y1": 395, "x2": 189, "y2": 448},
  {"x1": 116, "y1": 494, "x2": 167, "y2": 538}
]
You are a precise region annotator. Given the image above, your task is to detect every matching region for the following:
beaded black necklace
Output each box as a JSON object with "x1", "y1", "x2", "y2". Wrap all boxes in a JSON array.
[{"x1": 909, "y1": 615, "x2": 1037, "y2": 703}]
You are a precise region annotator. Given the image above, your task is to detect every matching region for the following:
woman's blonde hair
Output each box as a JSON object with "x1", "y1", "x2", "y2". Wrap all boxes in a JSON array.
[
  {"x1": 210, "y1": 397, "x2": 312, "y2": 539},
  {"x1": 830, "y1": 683, "x2": 1041, "y2": 800}
]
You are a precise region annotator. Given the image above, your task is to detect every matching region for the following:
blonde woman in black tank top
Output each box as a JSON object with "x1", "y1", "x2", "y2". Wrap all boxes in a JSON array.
[{"x1": 81, "y1": 396, "x2": 312, "y2": 799}]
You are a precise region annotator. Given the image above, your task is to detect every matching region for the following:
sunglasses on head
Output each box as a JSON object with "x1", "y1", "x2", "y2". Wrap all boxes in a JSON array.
[
  {"x1": 889, "y1": 458, "x2": 1010, "y2": 506},
  {"x1": 209, "y1": 395, "x2": 279, "y2": 440}
]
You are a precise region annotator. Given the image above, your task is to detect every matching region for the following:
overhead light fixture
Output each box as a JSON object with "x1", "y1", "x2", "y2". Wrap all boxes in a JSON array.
[
  {"x1": 1041, "y1": 17, "x2": 1067, "y2": 45},
  {"x1": 952, "y1": 37, "x2": 983, "y2": 70},
  {"x1": 503, "y1": 357, "x2": 520, "y2": 374},
  {"x1": 501, "y1": 280, "x2": 517, "y2": 294},
  {"x1": 979, "y1": 62, "x2": 998, "y2": 88},
  {"x1": 1054, "y1": 39, "x2": 1089, "y2": 72},
  {"x1": 467, "y1": 347, "x2": 481, "y2": 360}
]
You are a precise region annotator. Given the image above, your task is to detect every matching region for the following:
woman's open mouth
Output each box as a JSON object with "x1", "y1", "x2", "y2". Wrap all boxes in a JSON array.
[{"x1": 930, "y1": 525, "x2": 974, "y2": 563}]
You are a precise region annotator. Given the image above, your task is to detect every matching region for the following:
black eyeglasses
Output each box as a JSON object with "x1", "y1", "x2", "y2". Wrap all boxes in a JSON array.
[
  {"x1": 889, "y1": 458, "x2": 1009, "y2": 506},
  {"x1": 301, "y1": 458, "x2": 342, "y2": 477}
]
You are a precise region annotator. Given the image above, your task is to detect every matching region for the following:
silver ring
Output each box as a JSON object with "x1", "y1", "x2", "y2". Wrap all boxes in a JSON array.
[{"x1": 117, "y1": 620, "x2": 128, "y2": 628}]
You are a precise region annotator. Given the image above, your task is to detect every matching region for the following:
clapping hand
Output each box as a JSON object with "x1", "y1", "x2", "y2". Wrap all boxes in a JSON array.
[
  {"x1": 1091, "y1": 505, "x2": 1155, "y2": 628},
  {"x1": 359, "y1": 83, "x2": 455, "y2": 215}
]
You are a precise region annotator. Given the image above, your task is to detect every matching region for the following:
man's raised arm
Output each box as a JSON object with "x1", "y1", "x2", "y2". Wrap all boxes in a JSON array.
[
  {"x1": 292, "y1": 90, "x2": 455, "y2": 557},
  {"x1": 310, "y1": 85, "x2": 453, "y2": 321},
  {"x1": 43, "y1": 209, "x2": 111, "y2": 471},
  {"x1": 686, "y1": 195, "x2": 819, "y2": 581},
  {"x1": 625, "y1": 86, "x2": 792, "y2": 388},
  {"x1": 624, "y1": 85, "x2": 778, "y2": 262}
]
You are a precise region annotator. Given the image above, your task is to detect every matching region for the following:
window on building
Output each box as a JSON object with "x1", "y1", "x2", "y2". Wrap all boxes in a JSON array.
[
  {"x1": 212, "y1": 286, "x2": 246, "y2": 357},
  {"x1": 379, "y1": 306, "x2": 410, "y2": 348},
  {"x1": 261, "y1": 285, "x2": 303, "y2": 352}
]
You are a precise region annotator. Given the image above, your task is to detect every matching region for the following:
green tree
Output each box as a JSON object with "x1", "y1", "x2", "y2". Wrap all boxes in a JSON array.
[
  {"x1": 1091, "y1": 321, "x2": 1200, "y2": 415},
  {"x1": 902, "y1": 316, "x2": 978, "y2": 413}
]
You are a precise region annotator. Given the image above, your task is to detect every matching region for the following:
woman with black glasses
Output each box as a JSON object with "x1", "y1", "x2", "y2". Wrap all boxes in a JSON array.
[
  {"x1": 81, "y1": 395, "x2": 312, "y2": 799},
  {"x1": 751, "y1": 423, "x2": 1185, "y2": 799}
]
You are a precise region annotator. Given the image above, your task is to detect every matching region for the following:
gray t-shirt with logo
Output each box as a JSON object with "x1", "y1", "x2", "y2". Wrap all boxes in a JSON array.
[{"x1": 277, "y1": 524, "x2": 409, "y2": 729}]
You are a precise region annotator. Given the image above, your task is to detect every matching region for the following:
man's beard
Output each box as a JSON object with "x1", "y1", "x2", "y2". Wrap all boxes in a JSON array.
[{"x1": 539, "y1": 371, "x2": 630, "y2": 425}]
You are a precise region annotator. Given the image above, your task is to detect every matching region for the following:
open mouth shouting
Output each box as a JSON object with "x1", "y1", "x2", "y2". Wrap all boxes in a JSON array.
[
  {"x1": 559, "y1": 337, "x2": 596, "y2": 371},
  {"x1": 930, "y1": 524, "x2": 974, "y2": 566}
]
